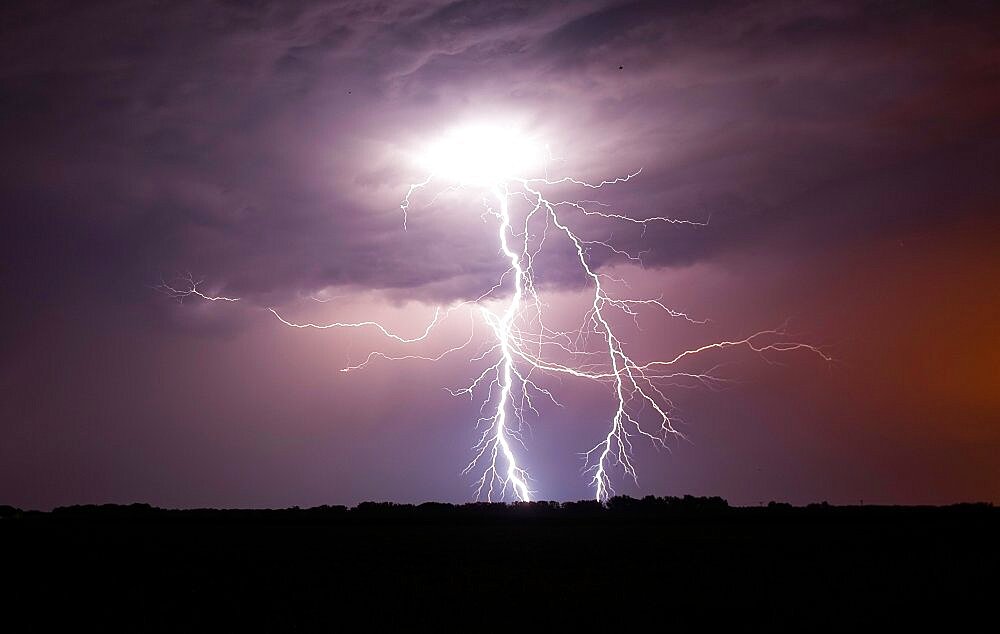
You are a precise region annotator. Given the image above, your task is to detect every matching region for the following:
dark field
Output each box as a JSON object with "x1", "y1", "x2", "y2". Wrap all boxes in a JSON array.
[{"x1": 4, "y1": 497, "x2": 996, "y2": 629}]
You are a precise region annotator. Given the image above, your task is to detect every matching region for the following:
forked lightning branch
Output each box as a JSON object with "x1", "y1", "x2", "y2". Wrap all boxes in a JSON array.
[{"x1": 161, "y1": 123, "x2": 830, "y2": 502}]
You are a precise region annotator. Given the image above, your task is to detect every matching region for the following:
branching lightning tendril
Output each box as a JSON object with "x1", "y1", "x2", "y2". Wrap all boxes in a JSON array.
[{"x1": 161, "y1": 127, "x2": 830, "y2": 502}]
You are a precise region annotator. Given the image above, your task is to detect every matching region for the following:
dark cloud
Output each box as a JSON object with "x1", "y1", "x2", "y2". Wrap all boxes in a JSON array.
[{"x1": 4, "y1": 0, "x2": 996, "y2": 307}]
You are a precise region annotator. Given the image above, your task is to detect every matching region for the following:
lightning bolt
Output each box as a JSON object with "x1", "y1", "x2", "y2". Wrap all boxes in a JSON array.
[
  {"x1": 162, "y1": 151, "x2": 831, "y2": 503},
  {"x1": 157, "y1": 273, "x2": 240, "y2": 303}
]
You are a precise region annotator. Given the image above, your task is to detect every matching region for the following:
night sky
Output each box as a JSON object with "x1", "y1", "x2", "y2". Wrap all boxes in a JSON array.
[{"x1": 2, "y1": 0, "x2": 998, "y2": 509}]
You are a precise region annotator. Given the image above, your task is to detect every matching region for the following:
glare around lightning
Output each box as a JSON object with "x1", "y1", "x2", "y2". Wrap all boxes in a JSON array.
[{"x1": 162, "y1": 124, "x2": 831, "y2": 502}]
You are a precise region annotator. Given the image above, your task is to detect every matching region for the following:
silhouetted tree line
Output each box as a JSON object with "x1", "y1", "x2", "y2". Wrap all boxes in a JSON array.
[{"x1": 0, "y1": 496, "x2": 994, "y2": 524}]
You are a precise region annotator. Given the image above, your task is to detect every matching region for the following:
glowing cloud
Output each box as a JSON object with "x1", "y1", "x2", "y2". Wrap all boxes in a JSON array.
[{"x1": 416, "y1": 123, "x2": 545, "y2": 186}]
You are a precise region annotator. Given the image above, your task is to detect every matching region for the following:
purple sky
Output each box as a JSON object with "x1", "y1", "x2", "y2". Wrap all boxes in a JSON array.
[{"x1": 2, "y1": 0, "x2": 998, "y2": 508}]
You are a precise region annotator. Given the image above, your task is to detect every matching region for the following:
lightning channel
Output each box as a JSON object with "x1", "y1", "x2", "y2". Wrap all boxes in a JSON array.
[{"x1": 161, "y1": 147, "x2": 830, "y2": 502}]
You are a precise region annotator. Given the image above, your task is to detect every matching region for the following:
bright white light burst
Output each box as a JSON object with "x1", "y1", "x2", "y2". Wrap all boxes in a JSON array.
[{"x1": 417, "y1": 123, "x2": 545, "y2": 186}]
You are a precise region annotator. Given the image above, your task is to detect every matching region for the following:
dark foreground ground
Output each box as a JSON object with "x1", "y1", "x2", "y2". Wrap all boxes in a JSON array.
[{"x1": 3, "y1": 496, "x2": 997, "y2": 629}]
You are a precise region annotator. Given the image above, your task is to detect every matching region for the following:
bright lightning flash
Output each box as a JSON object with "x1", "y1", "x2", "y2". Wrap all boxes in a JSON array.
[{"x1": 164, "y1": 122, "x2": 830, "y2": 502}]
